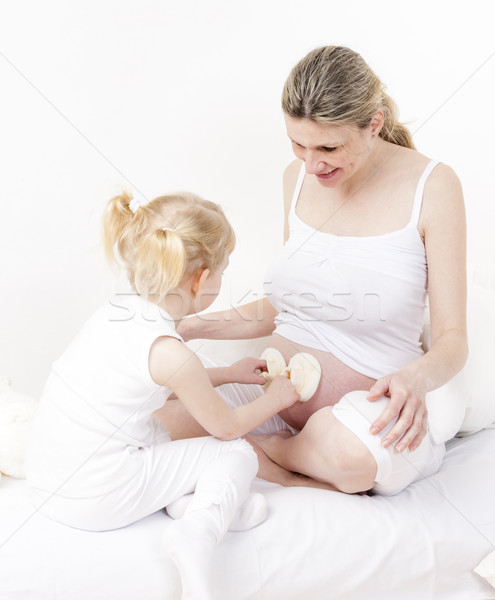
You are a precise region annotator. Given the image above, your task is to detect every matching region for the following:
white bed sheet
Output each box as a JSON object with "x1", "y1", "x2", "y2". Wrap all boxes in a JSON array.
[{"x1": 1, "y1": 429, "x2": 494, "y2": 599}]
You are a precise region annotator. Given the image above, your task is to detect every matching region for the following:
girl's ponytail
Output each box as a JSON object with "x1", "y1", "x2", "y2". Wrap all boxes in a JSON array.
[
  {"x1": 134, "y1": 229, "x2": 186, "y2": 297},
  {"x1": 102, "y1": 191, "x2": 139, "y2": 265}
]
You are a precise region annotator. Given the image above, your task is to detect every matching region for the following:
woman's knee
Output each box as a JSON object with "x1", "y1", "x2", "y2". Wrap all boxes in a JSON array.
[
  {"x1": 300, "y1": 406, "x2": 377, "y2": 492},
  {"x1": 329, "y1": 443, "x2": 377, "y2": 493}
]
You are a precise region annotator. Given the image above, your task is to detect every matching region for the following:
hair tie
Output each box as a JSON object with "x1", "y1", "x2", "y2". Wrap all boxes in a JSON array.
[
  {"x1": 162, "y1": 226, "x2": 177, "y2": 233},
  {"x1": 129, "y1": 198, "x2": 142, "y2": 214},
  {"x1": 129, "y1": 197, "x2": 151, "y2": 214}
]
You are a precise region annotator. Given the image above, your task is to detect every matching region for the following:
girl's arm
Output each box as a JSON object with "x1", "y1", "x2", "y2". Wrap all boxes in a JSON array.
[
  {"x1": 165, "y1": 356, "x2": 267, "y2": 401},
  {"x1": 149, "y1": 336, "x2": 300, "y2": 440},
  {"x1": 368, "y1": 163, "x2": 468, "y2": 451},
  {"x1": 206, "y1": 357, "x2": 268, "y2": 387}
]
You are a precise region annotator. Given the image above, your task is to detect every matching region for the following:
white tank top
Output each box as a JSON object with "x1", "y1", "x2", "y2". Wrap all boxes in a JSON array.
[{"x1": 264, "y1": 160, "x2": 439, "y2": 379}]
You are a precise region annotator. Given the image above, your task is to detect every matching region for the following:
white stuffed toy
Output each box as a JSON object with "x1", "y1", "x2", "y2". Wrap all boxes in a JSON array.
[{"x1": 0, "y1": 376, "x2": 38, "y2": 479}]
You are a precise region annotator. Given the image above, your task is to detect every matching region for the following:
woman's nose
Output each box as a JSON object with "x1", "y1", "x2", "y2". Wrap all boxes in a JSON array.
[{"x1": 304, "y1": 151, "x2": 325, "y2": 174}]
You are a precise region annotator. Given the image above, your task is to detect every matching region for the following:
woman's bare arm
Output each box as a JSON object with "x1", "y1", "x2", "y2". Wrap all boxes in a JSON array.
[
  {"x1": 368, "y1": 163, "x2": 468, "y2": 451},
  {"x1": 178, "y1": 295, "x2": 278, "y2": 342}
]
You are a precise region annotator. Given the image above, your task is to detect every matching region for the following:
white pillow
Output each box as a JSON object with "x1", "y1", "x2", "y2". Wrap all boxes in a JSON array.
[
  {"x1": 474, "y1": 550, "x2": 495, "y2": 588},
  {"x1": 424, "y1": 262, "x2": 495, "y2": 443},
  {"x1": 456, "y1": 269, "x2": 495, "y2": 436}
]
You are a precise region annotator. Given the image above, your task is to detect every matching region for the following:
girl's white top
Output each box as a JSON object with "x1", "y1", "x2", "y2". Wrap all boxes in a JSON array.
[{"x1": 25, "y1": 294, "x2": 181, "y2": 498}]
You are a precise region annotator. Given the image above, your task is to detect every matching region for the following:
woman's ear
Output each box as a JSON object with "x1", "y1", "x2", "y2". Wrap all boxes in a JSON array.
[
  {"x1": 190, "y1": 267, "x2": 211, "y2": 297},
  {"x1": 370, "y1": 111, "x2": 384, "y2": 137}
]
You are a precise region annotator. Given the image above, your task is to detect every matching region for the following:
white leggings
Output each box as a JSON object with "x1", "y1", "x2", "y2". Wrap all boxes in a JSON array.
[
  {"x1": 332, "y1": 391, "x2": 445, "y2": 495},
  {"x1": 31, "y1": 436, "x2": 258, "y2": 532}
]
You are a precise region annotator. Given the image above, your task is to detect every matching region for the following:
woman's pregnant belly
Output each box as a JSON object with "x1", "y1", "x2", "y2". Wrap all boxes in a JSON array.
[{"x1": 268, "y1": 333, "x2": 376, "y2": 430}]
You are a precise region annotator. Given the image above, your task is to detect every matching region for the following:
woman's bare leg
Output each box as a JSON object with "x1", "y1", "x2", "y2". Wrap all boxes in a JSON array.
[
  {"x1": 251, "y1": 406, "x2": 377, "y2": 494},
  {"x1": 154, "y1": 400, "x2": 208, "y2": 440},
  {"x1": 244, "y1": 434, "x2": 337, "y2": 491},
  {"x1": 153, "y1": 401, "x2": 335, "y2": 490}
]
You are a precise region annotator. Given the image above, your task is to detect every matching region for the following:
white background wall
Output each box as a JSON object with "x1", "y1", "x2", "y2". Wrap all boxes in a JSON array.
[{"x1": 1, "y1": 0, "x2": 493, "y2": 397}]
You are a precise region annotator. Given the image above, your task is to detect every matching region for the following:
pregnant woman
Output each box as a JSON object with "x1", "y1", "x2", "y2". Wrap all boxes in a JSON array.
[{"x1": 160, "y1": 45, "x2": 468, "y2": 496}]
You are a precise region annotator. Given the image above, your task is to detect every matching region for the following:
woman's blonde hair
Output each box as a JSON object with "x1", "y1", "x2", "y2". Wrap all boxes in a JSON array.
[
  {"x1": 282, "y1": 46, "x2": 415, "y2": 150},
  {"x1": 102, "y1": 191, "x2": 235, "y2": 298}
]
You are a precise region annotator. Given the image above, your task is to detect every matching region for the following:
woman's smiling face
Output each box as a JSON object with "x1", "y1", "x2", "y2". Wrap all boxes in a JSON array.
[{"x1": 284, "y1": 114, "x2": 374, "y2": 188}]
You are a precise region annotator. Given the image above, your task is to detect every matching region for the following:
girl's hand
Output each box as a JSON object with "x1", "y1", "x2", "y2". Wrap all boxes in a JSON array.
[
  {"x1": 265, "y1": 375, "x2": 301, "y2": 410},
  {"x1": 367, "y1": 369, "x2": 428, "y2": 453},
  {"x1": 228, "y1": 357, "x2": 268, "y2": 386}
]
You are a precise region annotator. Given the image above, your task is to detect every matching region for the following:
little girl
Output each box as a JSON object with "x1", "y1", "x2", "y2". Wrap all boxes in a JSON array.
[{"x1": 25, "y1": 190, "x2": 300, "y2": 599}]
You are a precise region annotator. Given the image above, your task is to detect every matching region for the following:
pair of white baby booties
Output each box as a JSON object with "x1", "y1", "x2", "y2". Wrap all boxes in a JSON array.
[{"x1": 259, "y1": 348, "x2": 321, "y2": 402}]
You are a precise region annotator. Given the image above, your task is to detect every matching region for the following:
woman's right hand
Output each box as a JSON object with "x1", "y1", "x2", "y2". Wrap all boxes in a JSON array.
[
  {"x1": 177, "y1": 299, "x2": 278, "y2": 343},
  {"x1": 265, "y1": 375, "x2": 301, "y2": 410}
]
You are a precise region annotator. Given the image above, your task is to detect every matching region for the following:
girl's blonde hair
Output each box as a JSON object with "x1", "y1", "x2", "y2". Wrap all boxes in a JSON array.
[
  {"x1": 103, "y1": 191, "x2": 235, "y2": 298},
  {"x1": 282, "y1": 46, "x2": 415, "y2": 150}
]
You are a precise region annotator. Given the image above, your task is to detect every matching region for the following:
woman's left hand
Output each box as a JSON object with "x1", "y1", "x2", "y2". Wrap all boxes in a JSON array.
[
  {"x1": 228, "y1": 357, "x2": 268, "y2": 386},
  {"x1": 367, "y1": 369, "x2": 428, "y2": 452}
]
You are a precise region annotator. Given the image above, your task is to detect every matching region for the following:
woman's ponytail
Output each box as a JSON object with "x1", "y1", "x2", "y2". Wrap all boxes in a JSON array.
[{"x1": 379, "y1": 92, "x2": 415, "y2": 150}]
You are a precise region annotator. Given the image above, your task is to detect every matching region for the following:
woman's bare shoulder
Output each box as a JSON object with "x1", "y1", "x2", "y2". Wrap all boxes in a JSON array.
[
  {"x1": 283, "y1": 159, "x2": 302, "y2": 208},
  {"x1": 390, "y1": 145, "x2": 459, "y2": 180},
  {"x1": 420, "y1": 160, "x2": 464, "y2": 238},
  {"x1": 383, "y1": 146, "x2": 461, "y2": 195},
  {"x1": 282, "y1": 159, "x2": 303, "y2": 241},
  {"x1": 385, "y1": 144, "x2": 430, "y2": 174},
  {"x1": 386, "y1": 145, "x2": 463, "y2": 225},
  {"x1": 427, "y1": 161, "x2": 462, "y2": 190},
  {"x1": 283, "y1": 158, "x2": 302, "y2": 187}
]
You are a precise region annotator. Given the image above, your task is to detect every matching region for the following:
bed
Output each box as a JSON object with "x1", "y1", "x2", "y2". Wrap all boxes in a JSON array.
[
  {"x1": 1, "y1": 267, "x2": 494, "y2": 599},
  {"x1": 0, "y1": 428, "x2": 494, "y2": 599}
]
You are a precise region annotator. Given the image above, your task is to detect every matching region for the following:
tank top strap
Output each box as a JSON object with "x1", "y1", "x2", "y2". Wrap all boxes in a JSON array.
[
  {"x1": 409, "y1": 159, "x2": 440, "y2": 227},
  {"x1": 289, "y1": 162, "x2": 306, "y2": 215}
]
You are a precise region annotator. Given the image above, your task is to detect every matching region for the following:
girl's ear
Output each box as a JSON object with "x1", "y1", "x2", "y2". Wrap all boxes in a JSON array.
[{"x1": 190, "y1": 267, "x2": 211, "y2": 297}]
